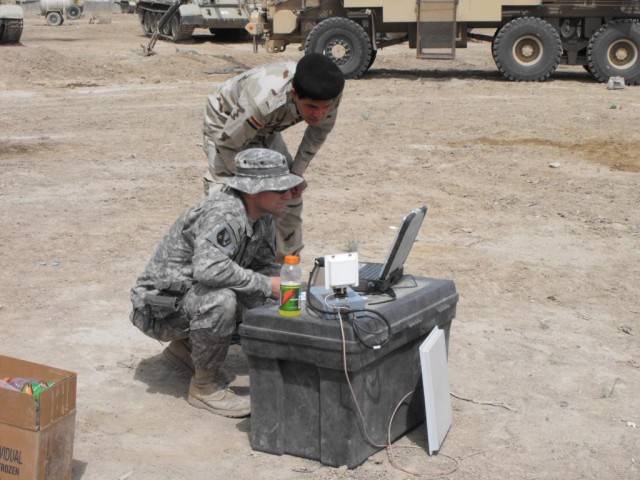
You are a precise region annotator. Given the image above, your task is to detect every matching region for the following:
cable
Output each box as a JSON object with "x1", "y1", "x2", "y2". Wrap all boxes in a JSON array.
[
  {"x1": 393, "y1": 274, "x2": 418, "y2": 290},
  {"x1": 304, "y1": 259, "x2": 340, "y2": 318},
  {"x1": 336, "y1": 309, "x2": 387, "y2": 449},
  {"x1": 336, "y1": 309, "x2": 459, "y2": 478},
  {"x1": 349, "y1": 309, "x2": 391, "y2": 349},
  {"x1": 307, "y1": 259, "x2": 457, "y2": 476},
  {"x1": 304, "y1": 256, "x2": 456, "y2": 474},
  {"x1": 304, "y1": 258, "x2": 392, "y2": 348}
]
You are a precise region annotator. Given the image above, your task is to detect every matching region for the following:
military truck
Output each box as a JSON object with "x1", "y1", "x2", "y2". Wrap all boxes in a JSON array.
[
  {"x1": 137, "y1": 0, "x2": 257, "y2": 42},
  {"x1": 40, "y1": 0, "x2": 83, "y2": 26},
  {"x1": 0, "y1": 0, "x2": 23, "y2": 44},
  {"x1": 244, "y1": 0, "x2": 640, "y2": 84}
]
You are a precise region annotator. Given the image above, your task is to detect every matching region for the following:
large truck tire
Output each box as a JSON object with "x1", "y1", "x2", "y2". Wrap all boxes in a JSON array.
[
  {"x1": 305, "y1": 17, "x2": 372, "y2": 79},
  {"x1": 493, "y1": 17, "x2": 562, "y2": 82},
  {"x1": 0, "y1": 18, "x2": 23, "y2": 44},
  {"x1": 45, "y1": 11, "x2": 64, "y2": 26},
  {"x1": 587, "y1": 19, "x2": 640, "y2": 85},
  {"x1": 66, "y1": 5, "x2": 80, "y2": 20}
]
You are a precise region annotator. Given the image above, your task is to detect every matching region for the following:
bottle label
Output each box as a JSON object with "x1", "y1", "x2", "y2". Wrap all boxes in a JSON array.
[{"x1": 279, "y1": 284, "x2": 301, "y2": 314}]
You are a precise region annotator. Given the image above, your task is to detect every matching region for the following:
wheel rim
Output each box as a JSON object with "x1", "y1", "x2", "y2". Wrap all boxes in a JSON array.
[
  {"x1": 512, "y1": 35, "x2": 543, "y2": 66},
  {"x1": 607, "y1": 39, "x2": 639, "y2": 70},
  {"x1": 323, "y1": 37, "x2": 353, "y2": 66},
  {"x1": 560, "y1": 22, "x2": 576, "y2": 39},
  {"x1": 47, "y1": 12, "x2": 62, "y2": 26},
  {"x1": 305, "y1": 18, "x2": 371, "y2": 78}
]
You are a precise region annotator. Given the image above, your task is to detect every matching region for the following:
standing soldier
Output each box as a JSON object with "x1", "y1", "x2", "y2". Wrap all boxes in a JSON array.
[
  {"x1": 129, "y1": 148, "x2": 303, "y2": 418},
  {"x1": 202, "y1": 53, "x2": 345, "y2": 262}
]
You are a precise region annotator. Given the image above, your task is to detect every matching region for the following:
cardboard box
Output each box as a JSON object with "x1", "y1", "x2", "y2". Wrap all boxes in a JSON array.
[{"x1": 0, "y1": 355, "x2": 76, "y2": 480}]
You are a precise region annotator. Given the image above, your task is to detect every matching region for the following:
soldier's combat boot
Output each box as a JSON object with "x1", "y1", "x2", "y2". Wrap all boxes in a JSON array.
[
  {"x1": 188, "y1": 369, "x2": 250, "y2": 418},
  {"x1": 163, "y1": 339, "x2": 234, "y2": 383}
]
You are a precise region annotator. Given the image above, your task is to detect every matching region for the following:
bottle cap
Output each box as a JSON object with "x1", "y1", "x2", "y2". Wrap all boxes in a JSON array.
[{"x1": 284, "y1": 255, "x2": 299, "y2": 265}]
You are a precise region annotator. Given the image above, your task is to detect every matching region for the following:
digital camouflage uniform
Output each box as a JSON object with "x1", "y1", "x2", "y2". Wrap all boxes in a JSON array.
[
  {"x1": 202, "y1": 60, "x2": 341, "y2": 259},
  {"x1": 129, "y1": 188, "x2": 280, "y2": 372},
  {"x1": 130, "y1": 148, "x2": 302, "y2": 417}
]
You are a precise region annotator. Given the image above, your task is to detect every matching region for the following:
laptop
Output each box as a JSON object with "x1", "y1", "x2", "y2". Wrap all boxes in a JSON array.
[{"x1": 352, "y1": 205, "x2": 427, "y2": 294}]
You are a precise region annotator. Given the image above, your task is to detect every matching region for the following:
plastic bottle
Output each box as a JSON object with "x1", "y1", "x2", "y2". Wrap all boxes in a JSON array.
[
  {"x1": 0, "y1": 378, "x2": 19, "y2": 392},
  {"x1": 2, "y1": 377, "x2": 55, "y2": 400},
  {"x1": 30, "y1": 381, "x2": 55, "y2": 401},
  {"x1": 3, "y1": 377, "x2": 40, "y2": 391},
  {"x1": 279, "y1": 255, "x2": 302, "y2": 316}
]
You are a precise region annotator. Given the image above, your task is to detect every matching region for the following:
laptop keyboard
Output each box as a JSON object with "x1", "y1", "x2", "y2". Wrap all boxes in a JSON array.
[{"x1": 359, "y1": 263, "x2": 384, "y2": 280}]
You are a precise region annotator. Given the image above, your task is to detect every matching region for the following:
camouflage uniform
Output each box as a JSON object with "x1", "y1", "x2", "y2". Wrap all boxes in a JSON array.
[
  {"x1": 129, "y1": 188, "x2": 280, "y2": 371},
  {"x1": 202, "y1": 60, "x2": 341, "y2": 259}
]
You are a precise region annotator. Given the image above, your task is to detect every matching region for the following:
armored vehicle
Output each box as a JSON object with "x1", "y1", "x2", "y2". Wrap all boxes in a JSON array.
[
  {"x1": 245, "y1": 0, "x2": 640, "y2": 84},
  {"x1": 137, "y1": 0, "x2": 257, "y2": 42},
  {"x1": 0, "y1": 0, "x2": 23, "y2": 44}
]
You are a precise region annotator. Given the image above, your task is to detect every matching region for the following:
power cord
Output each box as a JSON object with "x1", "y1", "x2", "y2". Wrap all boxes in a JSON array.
[
  {"x1": 305, "y1": 257, "x2": 458, "y2": 476},
  {"x1": 304, "y1": 258, "x2": 392, "y2": 349},
  {"x1": 336, "y1": 309, "x2": 459, "y2": 478}
]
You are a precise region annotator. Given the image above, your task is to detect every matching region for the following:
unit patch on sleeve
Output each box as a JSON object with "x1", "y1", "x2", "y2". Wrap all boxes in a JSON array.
[{"x1": 206, "y1": 222, "x2": 237, "y2": 256}]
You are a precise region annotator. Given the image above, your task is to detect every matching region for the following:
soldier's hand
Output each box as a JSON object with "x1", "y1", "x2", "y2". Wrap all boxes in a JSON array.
[
  {"x1": 270, "y1": 277, "x2": 281, "y2": 299},
  {"x1": 290, "y1": 179, "x2": 307, "y2": 198}
]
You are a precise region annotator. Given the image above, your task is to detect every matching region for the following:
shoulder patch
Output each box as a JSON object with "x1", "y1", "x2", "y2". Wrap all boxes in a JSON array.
[{"x1": 206, "y1": 222, "x2": 238, "y2": 256}]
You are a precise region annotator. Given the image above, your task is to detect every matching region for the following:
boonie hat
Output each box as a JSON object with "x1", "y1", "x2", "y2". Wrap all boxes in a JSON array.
[{"x1": 227, "y1": 148, "x2": 303, "y2": 195}]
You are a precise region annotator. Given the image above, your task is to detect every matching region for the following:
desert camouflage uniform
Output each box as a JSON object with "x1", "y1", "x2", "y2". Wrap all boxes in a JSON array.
[
  {"x1": 129, "y1": 188, "x2": 279, "y2": 371},
  {"x1": 202, "y1": 61, "x2": 341, "y2": 259}
]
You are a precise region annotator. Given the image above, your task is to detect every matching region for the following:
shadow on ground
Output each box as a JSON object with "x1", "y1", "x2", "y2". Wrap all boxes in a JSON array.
[
  {"x1": 133, "y1": 352, "x2": 189, "y2": 398},
  {"x1": 362, "y1": 67, "x2": 595, "y2": 83}
]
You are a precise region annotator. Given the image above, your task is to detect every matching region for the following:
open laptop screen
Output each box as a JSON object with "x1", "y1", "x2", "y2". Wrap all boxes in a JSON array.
[{"x1": 379, "y1": 205, "x2": 428, "y2": 280}]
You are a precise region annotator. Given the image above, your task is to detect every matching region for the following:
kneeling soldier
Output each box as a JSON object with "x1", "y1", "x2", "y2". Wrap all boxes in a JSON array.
[{"x1": 129, "y1": 148, "x2": 302, "y2": 417}]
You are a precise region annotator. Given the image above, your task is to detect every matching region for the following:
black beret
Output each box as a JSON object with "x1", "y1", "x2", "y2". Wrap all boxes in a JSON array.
[{"x1": 292, "y1": 53, "x2": 345, "y2": 100}]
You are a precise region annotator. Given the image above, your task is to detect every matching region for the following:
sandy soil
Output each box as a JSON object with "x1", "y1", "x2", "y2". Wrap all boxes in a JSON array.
[{"x1": 1, "y1": 11, "x2": 639, "y2": 480}]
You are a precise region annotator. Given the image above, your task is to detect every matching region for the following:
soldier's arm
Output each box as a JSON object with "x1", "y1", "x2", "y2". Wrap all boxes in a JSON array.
[
  {"x1": 246, "y1": 217, "x2": 280, "y2": 277},
  {"x1": 206, "y1": 90, "x2": 265, "y2": 162},
  {"x1": 191, "y1": 215, "x2": 272, "y2": 300}
]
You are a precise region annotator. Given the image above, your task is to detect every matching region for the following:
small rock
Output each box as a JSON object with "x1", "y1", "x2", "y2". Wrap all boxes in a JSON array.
[
  {"x1": 620, "y1": 325, "x2": 632, "y2": 335},
  {"x1": 548, "y1": 162, "x2": 561, "y2": 168},
  {"x1": 607, "y1": 76, "x2": 625, "y2": 90}
]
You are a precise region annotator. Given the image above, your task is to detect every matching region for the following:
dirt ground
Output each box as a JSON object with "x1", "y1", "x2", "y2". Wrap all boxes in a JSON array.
[{"x1": 1, "y1": 11, "x2": 639, "y2": 480}]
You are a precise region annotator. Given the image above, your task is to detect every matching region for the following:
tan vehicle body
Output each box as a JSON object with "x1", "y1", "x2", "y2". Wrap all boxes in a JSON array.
[{"x1": 247, "y1": 0, "x2": 640, "y2": 83}]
